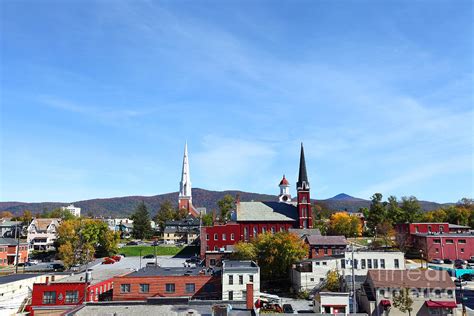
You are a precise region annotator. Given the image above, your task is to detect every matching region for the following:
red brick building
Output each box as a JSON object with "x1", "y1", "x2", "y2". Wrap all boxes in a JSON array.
[
  {"x1": 113, "y1": 266, "x2": 221, "y2": 301},
  {"x1": 200, "y1": 144, "x2": 315, "y2": 266},
  {"x1": 0, "y1": 237, "x2": 28, "y2": 266},
  {"x1": 396, "y1": 223, "x2": 473, "y2": 261},
  {"x1": 304, "y1": 235, "x2": 348, "y2": 258}
]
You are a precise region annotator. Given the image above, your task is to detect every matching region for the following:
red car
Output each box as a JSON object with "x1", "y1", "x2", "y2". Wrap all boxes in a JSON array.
[
  {"x1": 112, "y1": 255, "x2": 122, "y2": 262},
  {"x1": 102, "y1": 257, "x2": 116, "y2": 264}
]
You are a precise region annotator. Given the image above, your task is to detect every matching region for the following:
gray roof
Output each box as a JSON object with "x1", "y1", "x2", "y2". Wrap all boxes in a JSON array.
[
  {"x1": 0, "y1": 237, "x2": 27, "y2": 245},
  {"x1": 236, "y1": 201, "x2": 297, "y2": 222},
  {"x1": 305, "y1": 235, "x2": 348, "y2": 246},
  {"x1": 289, "y1": 228, "x2": 321, "y2": 238},
  {"x1": 123, "y1": 265, "x2": 216, "y2": 277},
  {"x1": 0, "y1": 273, "x2": 44, "y2": 284},
  {"x1": 449, "y1": 224, "x2": 471, "y2": 229},
  {"x1": 223, "y1": 260, "x2": 259, "y2": 274}
]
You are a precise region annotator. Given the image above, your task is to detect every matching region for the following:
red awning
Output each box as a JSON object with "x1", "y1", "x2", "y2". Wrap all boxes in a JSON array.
[
  {"x1": 425, "y1": 301, "x2": 457, "y2": 308},
  {"x1": 381, "y1": 300, "x2": 391, "y2": 307}
]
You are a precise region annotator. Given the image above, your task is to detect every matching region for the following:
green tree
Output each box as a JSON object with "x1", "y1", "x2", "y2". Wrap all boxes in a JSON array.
[
  {"x1": 153, "y1": 200, "x2": 176, "y2": 231},
  {"x1": 393, "y1": 288, "x2": 414, "y2": 316},
  {"x1": 233, "y1": 231, "x2": 308, "y2": 281},
  {"x1": 130, "y1": 202, "x2": 152, "y2": 240},
  {"x1": 363, "y1": 193, "x2": 387, "y2": 236},
  {"x1": 386, "y1": 196, "x2": 403, "y2": 224},
  {"x1": 42, "y1": 208, "x2": 76, "y2": 220},
  {"x1": 217, "y1": 195, "x2": 235, "y2": 222},
  {"x1": 201, "y1": 213, "x2": 214, "y2": 227},
  {"x1": 399, "y1": 196, "x2": 422, "y2": 223}
]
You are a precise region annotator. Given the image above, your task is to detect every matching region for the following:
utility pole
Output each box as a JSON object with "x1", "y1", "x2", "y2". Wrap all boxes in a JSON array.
[
  {"x1": 351, "y1": 242, "x2": 356, "y2": 313},
  {"x1": 15, "y1": 223, "x2": 20, "y2": 274}
]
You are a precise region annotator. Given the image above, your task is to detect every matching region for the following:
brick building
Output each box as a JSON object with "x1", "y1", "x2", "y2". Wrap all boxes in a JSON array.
[
  {"x1": 113, "y1": 266, "x2": 221, "y2": 301},
  {"x1": 200, "y1": 144, "x2": 314, "y2": 266},
  {"x1": 304, "y1": 235, "x2": 347, "y2": 258},
  {"x1": 0, "y1": 237, "x2": 28, "y2": 266}
]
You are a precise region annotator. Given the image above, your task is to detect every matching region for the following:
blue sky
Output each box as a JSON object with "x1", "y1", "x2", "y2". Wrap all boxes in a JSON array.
[{"x1": 1, "y1": 0, "x2": 472, "y2": 203}]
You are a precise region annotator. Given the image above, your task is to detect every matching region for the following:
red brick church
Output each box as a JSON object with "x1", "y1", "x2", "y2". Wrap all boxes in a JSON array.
[{"x1": 200, "y1": 144, "x2": 314, "y2": 266}]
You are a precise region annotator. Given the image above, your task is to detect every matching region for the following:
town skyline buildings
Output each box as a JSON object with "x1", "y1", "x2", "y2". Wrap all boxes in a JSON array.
[{"x1": 1, "y1": 1, "x2": 472, "y2": 203}]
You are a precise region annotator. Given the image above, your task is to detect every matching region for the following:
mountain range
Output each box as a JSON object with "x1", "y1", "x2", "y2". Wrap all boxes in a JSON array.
[{"x1": 0, "y1": 189, "x2": 452, "y2": 217}]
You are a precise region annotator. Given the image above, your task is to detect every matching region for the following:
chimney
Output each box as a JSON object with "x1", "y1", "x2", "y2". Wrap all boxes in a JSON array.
[{"x1": 246, "y1": 283, "x2": 254, "y2": 310}]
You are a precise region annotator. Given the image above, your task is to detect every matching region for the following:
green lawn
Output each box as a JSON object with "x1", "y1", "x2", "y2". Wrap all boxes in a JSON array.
[{"x1": 118, "y1": 245, "x2": 182, "y2": 257}]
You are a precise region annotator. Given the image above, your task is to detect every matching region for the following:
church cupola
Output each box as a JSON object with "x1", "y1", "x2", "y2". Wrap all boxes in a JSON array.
[
  {"x1": 296, "y1": 143, "x2": 312, "y2": 228},
  {"x1": 278, "y1": 175, "x2": 291, "y2": 202}
]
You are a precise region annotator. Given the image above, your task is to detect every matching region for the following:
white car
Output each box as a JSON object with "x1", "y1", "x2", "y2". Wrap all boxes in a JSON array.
[{"x1": 27, "y1": 259, "x2": 39, "y2": 265}]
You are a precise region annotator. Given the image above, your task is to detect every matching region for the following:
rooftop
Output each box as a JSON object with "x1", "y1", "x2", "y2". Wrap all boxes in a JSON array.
[
  {"x1": 367, "y1": 269, "x2": 455, "y2": 289},
  {"x1": 122, "y1": 265, "x2": 216, "y2": 278},
  {"x1": 305, "y1": 235, "x2": 348, "y2": 246},
  {"x1": 0, "y1": 237, "x2": 28, "y2": 245},
  {"x1": 222, "y1": 260, "x2": 259, "y2": 273},
  {"x1": 0, "y1": 273, "x2": 45, "y2": 284},
  {"x1": 289, "y1": 228, "x2": 321, "y2": 238},
  {"x1": 236, "y1": 201, "x2": 297, "y2": 222},
  {"x1": 414, "y1": 233, "x2": 474, "y2": 238}
]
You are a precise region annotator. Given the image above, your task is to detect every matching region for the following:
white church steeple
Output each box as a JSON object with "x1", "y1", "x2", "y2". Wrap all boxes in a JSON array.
[{"x1": 179, "y1": 141, "x2": 192, "y2": 200}]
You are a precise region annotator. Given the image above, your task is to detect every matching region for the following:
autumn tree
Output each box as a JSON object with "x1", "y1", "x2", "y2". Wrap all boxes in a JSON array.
[
  {"x1": 233, "y1": 231, "x2": 308, "y2": 281},
  {"x1": 58, "y1": 219, "x2": 119, "y2": 268},
  {"x1": 327, "y1": 212, "x2": 362, "y2": 237},
  {"x1": 0, "y1": 211, "x2": 14, "y2": 218},
  {"x1": 376, "y1": 221, "x2": 395, "y2": 248},
  {"x1": 217, "y1": 195, "x2": 235, "y2": 222},
  {"x1": 19, "y1": 210, "x2": 33, "y2": 225},
  {"x1": 325, "y1": 270, "x2": 341, "y2": 292},
  {"x1": 393, "y1": 288, "x2": 414, "y2": 316},
  {"x1": 131, "y1": 202, "x2": 152, "y2": 240}
]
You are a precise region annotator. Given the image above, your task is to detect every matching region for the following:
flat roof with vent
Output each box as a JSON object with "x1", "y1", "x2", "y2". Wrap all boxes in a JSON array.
[{"x1": 125, "y1": 266, "x2": 218, "y2": 277}]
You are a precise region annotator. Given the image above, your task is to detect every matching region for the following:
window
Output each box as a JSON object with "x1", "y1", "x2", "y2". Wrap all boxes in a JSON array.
[
  {"x1": 439, "y1": 226, "x2": 444, "y2": 233},
  {"x1": 271, "y1": 227, "x2": 275, "y2": 234},
  {"x1": 320, "y1": 278, "x2": 325, "y2": 282},
  {"x1": 186, "y1": 283, "x2": 195, "y2": 293},
  {"x1": 239, "y1": 275, "x2": 243, "y2": 285},
  {"x1": 379, "y1": 289, "x2": 385, "y2": 297},
  {"x1": 322, "y1": 261, "x2": 327, "y2": 266},
  {"x1": 139, "y1": 284, "x2": 149, "y2": 293},
  {"x1": 244, "y1": 227, "x2": 249, "y2": 240},
  {"x1": 434, "y1": 239, "x2": 441, "y2": 244},
  {"x1": 310, "y1": 278, "x2": 314, "y2": 281},
  {"x1": 315, "y1": 262, "x2": 320, "y2": 266},
  {"x1": 206, "y1": 246, "x2": 209, "y2": 251},
  {"x1": 229, "y1": 291, "x2": 233, "y2": 300},
  {"x1": 120, "y1": 284, "x2": 130, "y2": 293},
  {"x1": 230, "y1": 233, "x2": 235, "y2": 240},
  {"x1": 353, "y1": 259, "x2": 358, "y2": 269},
  {"x1": 65, "y1": 290, "x2": 78, "y2": 303},
  {"x1": 447, "y1": 290, "x2": 453, "y2": 298},
  {"x1": 415, "y1": 226, "x2": 419, "y2": 233},
  {"x1": 392, "y1": 290, "x2": 399, "y2": 297},
  {"x1": 411, "y1": 289, "x2": 419, "y2": 297},
  {"x1": 253, "y1": 227, "x2": 257, "y2": 236},
  {"x1": 380, "y1": 259, "x2": 385, "y2": 269},
  {"x1": 280, "y1": 227, "x2": 284, "y2": 232},
  {"x1": 446, "y1": 239, "x2": 454, "y2": 244},
  {"x1": 222, "y1": 233, "x2": 226, "y2": 241},
  {"x1": 394, "y1": 259, "x2": 399, "y2": 269},
  {"x1": 361, "y1": 259, "x2": 366, "y2": 269},
  {"x1": 249, "y1": 275, "x2": 254, "y2": 283},
  {"x1": 214, "y1": 246, "x2": 218, "y2": 251},
  {"x1": 461, "y1": 248, "x2": 465, "y2": 253},
  {"x1": 435, "y1": 289, "x2": 441, "y2": 298},
  {"x1": 165, "y1": 283, "x2": 175, "y2": 293},
  {"x1": 424, "y1": 289, "x2": 429, "y2": 298},
  {"x1": 210, "y1": 259, "x2": 216, "y2": 266},
  {"x1": 341, "y1": 259, "x2": 346, "y2": 269},
  {"x1": 435, "y1": 248, "x2": 439, "y2": 253},
  {"x1": 242, "y1": 290, "x2": 246, "y2": 299},
  {"x1": 368, "y1": 259, "x2": 372, "y2": 269},
  {"x1": 324, "y1": 248, "x2": 328, "y2": 255},
  {"x1": 229, "y1": 275, "x2": 234, "y2": 285},
  {"x1": 373, "y1": 259, "x2": 378, "y2": 269},
  {"x1": 428, "y1": 225, "x2": 432, "y2": 233},
  {"x1": 42, "y1": 291, "x2": 56, "y2": 304},
  {"x1": 262, "y1": 227, "x2": 266, "y2": 234},
  {"x1": 214, "y1": 233, "x2": 218, "y2": 241},
  {"x1": 206, "y1": 234, "x2": 209, "y2": 241},
  {"x1": 459, "y1": 239, "x2": 466, "y2": 244}
]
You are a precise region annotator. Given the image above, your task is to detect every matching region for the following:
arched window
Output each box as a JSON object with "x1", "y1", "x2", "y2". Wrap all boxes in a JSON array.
[
  {"x1": 271, "y1": 227, "x2": 275, "y2": 234},
  {"x1": 244, "y1": 227, "x2": 249, "y2": 241},
  {"x1": 253, "y1": 227, "x2": 257, "y2": 237},
  {"x1": 262, "y1": 227, "x2": 266, "y2": 234}
]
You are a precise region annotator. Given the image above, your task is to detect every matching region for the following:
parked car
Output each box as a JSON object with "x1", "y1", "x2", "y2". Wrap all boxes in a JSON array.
[
  {"x1": 443, "y1": 259, "x2": 453, "y2": 264},
  {"x1": 27, "y1": 259, "x2": 39, "y2": 265},
  {"x1": 461, "y1": 274, "x2": 472, "y2": 281},
  {"x1": 143, "y1": 254, "x2": 155, "y2": 259},
  {"x1": 126, "y1": 241, "x2": 139, "y2": 246},
  {"x1": 282, "y1": 304, "x2": 295, "y2": 314},
  {"x1": 430, "y1": 259, "x2": 443, "y2": 264},
  {"x1": 71, "y1": 264, "x2": 81, "y2": 272},
  {"x1": 186, "y1": 256, "x2": 201, "y2": 264},
  {"x1": 102, "y1": 257, "x2": 116, "y2": 265},
  {"x1": 47, "y1": 263, "x2": 65, "y2": 271},
  {"x1": 146, "y1": 262, "x2": 158, "y2": 267}
]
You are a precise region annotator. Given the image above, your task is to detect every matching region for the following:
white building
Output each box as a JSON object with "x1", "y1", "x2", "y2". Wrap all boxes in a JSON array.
[
  {"x1": 313, "y1": 292, "x2": 350, "y2": 314},
  {"x1": 61, "y1": 204, "x2": 81, "y2": 217},
  {"x1": 222, "y1": 260, "x2": 260, "y2": 301},
  {"x1": 291, "y1": 250, "x2": 406, "y2": 291},
  {"x1": 27, "y1": 218, "x2": 61, "y2": 251}
]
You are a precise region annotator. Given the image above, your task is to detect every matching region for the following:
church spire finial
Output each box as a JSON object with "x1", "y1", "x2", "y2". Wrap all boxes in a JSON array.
[
  {"x1": 297, "y1": 142, "x2": 309, "y2": 190},
  {"x1": 179, "y1": 141, "x2": 192, "y2": 199}
]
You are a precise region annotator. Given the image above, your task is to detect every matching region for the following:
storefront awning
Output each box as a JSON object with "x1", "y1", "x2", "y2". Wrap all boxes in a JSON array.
[
  {"x1": 425, "y1": 301, "x2": 457, "y2": 308},
  {"x1": 380, "y1": 299, "x2": 391, "y2": 307}
]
